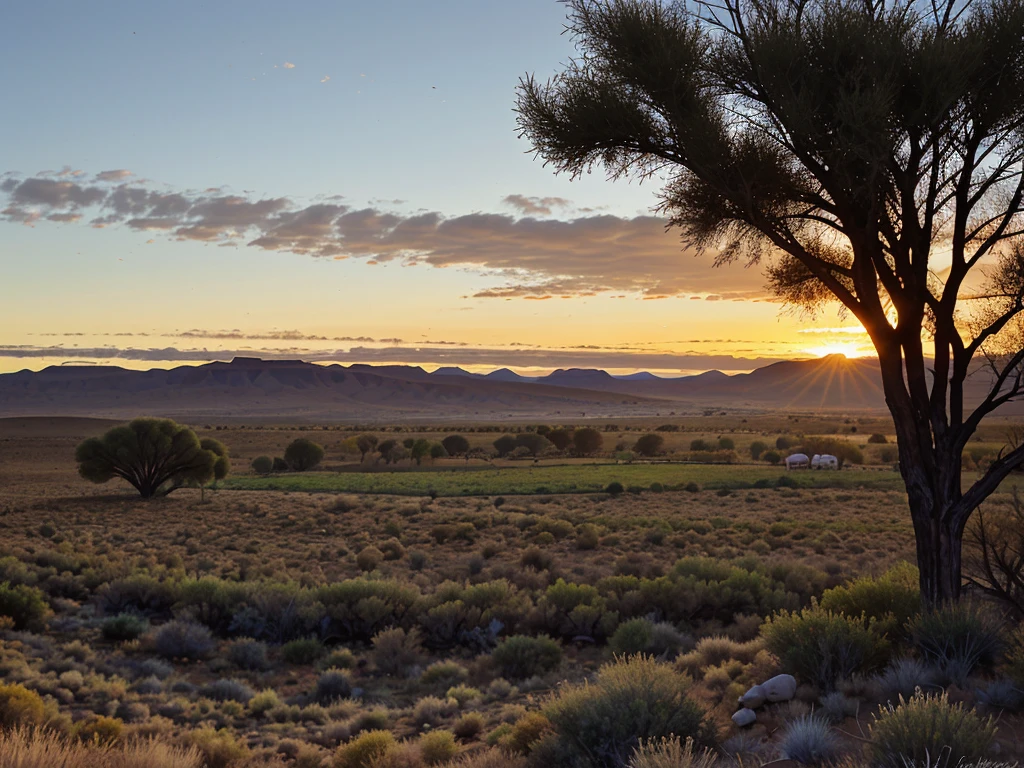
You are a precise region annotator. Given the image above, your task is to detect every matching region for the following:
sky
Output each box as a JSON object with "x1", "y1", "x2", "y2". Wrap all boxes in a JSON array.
[{"x1": 0, "y1": 0, "x2": 872, "y2": 377}]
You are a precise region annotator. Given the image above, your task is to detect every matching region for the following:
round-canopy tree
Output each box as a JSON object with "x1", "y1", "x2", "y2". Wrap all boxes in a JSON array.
[
  {"x1": 76, "y1": 418, "x2": 228, "y2": 499},
  {"x1": 285, "y1": 439, "x2": 324, "y2": 472},
  {"x1": 517, "y1": 0, "x2": 1024, "y2": 604},
  {"x1": 634, "y1": 433, "x2": 666, "y2": 457},
  {"x1": 441, "y1": 434, "x2": 471, "y2": 457},
  {"x1": 573, "y1": 427, "x2": 604, "y2": 455}
]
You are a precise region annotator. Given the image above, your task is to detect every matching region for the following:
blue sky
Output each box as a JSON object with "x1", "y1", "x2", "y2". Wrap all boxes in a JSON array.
[{"x1": 0, "y1": 1, "x2": 868, "y2": 375}]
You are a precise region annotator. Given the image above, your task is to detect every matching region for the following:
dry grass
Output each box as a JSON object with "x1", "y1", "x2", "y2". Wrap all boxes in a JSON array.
[{"x1": 0, "y1": 729, "x2": 203, "y2": 768}]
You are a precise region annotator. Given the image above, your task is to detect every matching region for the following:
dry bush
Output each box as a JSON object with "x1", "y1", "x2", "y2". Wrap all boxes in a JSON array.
[{"x1": 0, "y1": 728, "x2": 203, "y2": 768}]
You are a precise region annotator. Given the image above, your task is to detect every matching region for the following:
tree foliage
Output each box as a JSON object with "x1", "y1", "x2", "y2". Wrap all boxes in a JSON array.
[
  {"x1": 76, "y1": 419, "x2": 229, "y2": 499},
  {"x1": 441, "y1": 435, "x2": 470, "y2": 457},
  {"x1": 516, "y1": 0, "x2": 1024, "y2": 603},
  {"x1": 284, "y1": 439, "x2": 324, "y2": 472},
  {"x1": 494, "y1": 435, "x2": 519, "y2": 457},
  {"x1": 573, "y1": 427, "x2": 604, "y2": 455},
  {"x1": 634, "y1": 433, "x2": 665, "y2": 457}
]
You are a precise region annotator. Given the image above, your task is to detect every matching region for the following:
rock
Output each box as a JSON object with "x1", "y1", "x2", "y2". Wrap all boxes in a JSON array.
[
  {"x1": 763, "y1": 674, "x2": 798, "y2": 702},
  {"x1": 740, "y1": 683, "x2": 766, "y2": 709},
  {"x1": 732, "y1": 708, "x2": 757, "y2": 727}
]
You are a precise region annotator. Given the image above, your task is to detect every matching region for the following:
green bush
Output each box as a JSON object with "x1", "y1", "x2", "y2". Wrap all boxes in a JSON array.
[
  {"x1": 315, "y1": 668, "x2": 352, "y2": 703},
  {"x1": 868, "y1": 433, "x2": 888, "y2": 444},
  {"x1": 606, "y1": 481, "x2": 625, "y2": 496},
  {"x1": 282, "y1": 637, "x2": 326, "y2": 665},
  {"x1": 101, "y1": 612, "x2": 149, "y2": 642},
  {"x1": 251, "y1": 455, "x2": 273, "y2": 475},
  {"x1": 420, "y1": 730, "x2": 459, "y2": 765},
  {"x1": 909, "y1": 602, "x2": 1005, "y2": 684},
  {"x1": 870, "y1": 692, "x2": 996, "y2": 768},
  {"x1": 74, "y1": 715, "x2": 124, "y2": 745},
  {"x1": 749, "y1": 441, "x2": 768, "y2": 460},
  {"x1": 153, "y1": 619, "x2": 215, "y2": 660},
  {"x1": 334, "y1": 729, "x2": 397, "y2": 768},
  {"x1": 492, "y1": 635, "x2": 562, "y2": 680},
  {"x1": 0, "y1": 581, "x2": 50, "y2": 630},
  {"x1": 541, "y1": 656, "x2": 715, "y2": 768},
  {"x1": 285, "y1": 438, "x2": 325, "y2": 471},
  {"x1": 761, "y1": 602, "x2": 888, "y2": 691},
  {"x1": 0, "y1": 682, "x2": 46, "y2": 728},
  {"x1": 609, "y1": 618, "x2": 655, "y2": 656},
  {"x1": 763, "y1": 450, "x2": 782, "y2": 465},
  {"x1": 819, "y1": 562, "x2": 920, "y2": 639}
]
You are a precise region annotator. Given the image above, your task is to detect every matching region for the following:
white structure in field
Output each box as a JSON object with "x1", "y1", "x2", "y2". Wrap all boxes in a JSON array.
[
  {"x1": 784, "y1": 453, "x2": 810, "y2": 470},
  {"x1": 812, "y1": 454, "x2": 839, "y2": 470}
]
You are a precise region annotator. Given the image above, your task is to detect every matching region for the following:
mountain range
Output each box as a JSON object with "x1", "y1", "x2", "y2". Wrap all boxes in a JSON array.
[{"x1": 0, "y1": 354, "x2": 910, "y2": 421}]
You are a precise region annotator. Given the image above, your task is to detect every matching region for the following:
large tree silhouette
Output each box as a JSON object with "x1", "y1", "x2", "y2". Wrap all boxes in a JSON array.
[{"x1": 517, "y1": 0, "x2": 1024, "y2": 603}]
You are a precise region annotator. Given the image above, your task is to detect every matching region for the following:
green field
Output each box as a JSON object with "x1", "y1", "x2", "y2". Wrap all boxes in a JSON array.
[{"x1": 223, "y1": 462, "x2": 910, "y2": 496}]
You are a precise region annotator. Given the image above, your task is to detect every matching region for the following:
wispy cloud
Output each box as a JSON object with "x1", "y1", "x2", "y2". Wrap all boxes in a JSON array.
[
  {"x1": 283, "y1": 61, "x2": 295, "y2": 69},
  {"x1": 0, "y1": 170, "x2": 771, "y2": 300}
]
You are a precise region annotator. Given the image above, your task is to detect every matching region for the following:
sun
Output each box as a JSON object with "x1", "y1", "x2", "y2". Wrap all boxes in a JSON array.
[{"x1": 805, "y1": 341, "x2": 871, "y2": 359}]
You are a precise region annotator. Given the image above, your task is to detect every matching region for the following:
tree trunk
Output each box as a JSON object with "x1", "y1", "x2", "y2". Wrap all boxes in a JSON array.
[{"x1": 910, "y1": 502, "x2": 964, "y2": 605}]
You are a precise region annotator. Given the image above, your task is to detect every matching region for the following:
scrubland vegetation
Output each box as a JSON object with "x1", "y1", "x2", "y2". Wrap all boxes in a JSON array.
[{"x1": 2, "y1": 417, "x2": 1024, "y2": 766}]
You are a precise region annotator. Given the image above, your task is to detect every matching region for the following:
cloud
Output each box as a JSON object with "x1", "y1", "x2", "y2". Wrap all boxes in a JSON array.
[
  {"x1": 503, "y1": 194, "x2": 571, "y2": 216},
  {"x1": 283, "y1": 61, "x2": 296, "y2": 69},
  {"x1": 320, "y1": 75, "x2": 330, "y2": 83},
  {"x1": 0, "y1": 343, "x2": 788, "y2": 372},
  {"x1": 95, "y1": 170, "x2": 132, "y2": 182},
  {"x1": 0, "y1": 170, "x2": 773, "y2": 299}
]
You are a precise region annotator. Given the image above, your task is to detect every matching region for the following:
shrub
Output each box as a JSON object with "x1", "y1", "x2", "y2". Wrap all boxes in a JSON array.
[
  {"x1": 779, "y1": 715, "x2": 840, "y2": 765},
  {"x1": 877, "y1": 657, "x2": 941, "y2": 703},
  {"x1": 0, "y1": 683, "x2": 46, "y2": 728},
  {"x1": 420, "y1": 730, "x2": 459, "y2": 765},
  {"x1": 576, "y1": 523, "x2": 600, "y2": 550},
  {"x1": 0, "y1": 582, "x2": 50, "y2": 630},
  {"x1": 334, "y1": 730, "x2": 397, "y2": 768},
  {"x1": 976, "y1": 678, "x2": 1024, "y2": 712},
  {"x1": 454, "y1": 712, "x2": 486, "y2": 740},
  {"x1": 606, "y1": 481, "x2": 625, "y2": 496},
  {"x1": 285, "y1": 438, "x2": 325, "y2": 471},
  {"x1": 153, "y1": 620, "x2": 215, "y2": 660},
  {"x1": 414, "y1": 695, "x2": 460, "y2": 726},
  {"x1": 542, "y1": 656, "x2": 715, "y2": 768},
  {"x1": 201, "y1": 678, "x2": 255, "y2": 703},
  {"x1": 421, "y1": 660, "x2": 469, "y2": 686},
  {"x1": 372, "y1": 627, "x2": 424, "y2": 676},
  {"x1": 761, "y1": 603, "x2": 888, "y2": 691},
  {"x1": 763, "y1": 450, "x2": 782, "y2": 464},
  {"x1": 868, "y1": 433, "x2": 888, "y2": 444},
  {"x1": 749, "y1": 441, "x2": 768, "y2": 460},
  {"x1": 574, "y1": 427, "x2": 604, "y2": 456},
  {"x1": 718, "y1": 437, "x2": 735, "y2": 450},
  {"x1": 356, "y1": 546, "x2": 384, "y2": 572},
  {"x1": 492, "y1": 635, "x2": 562, "y2": 680},
  {"x1": 248, "y1": 688, "x2": 281, "y2": 717},
  {"x1": 520, "y1": 546, "x2": 553, "y2": 571},
  {"x1": 251, "y1": 455, "x2": 273, "y2": 475},
  {"x1": 628, "y1": 737, "x2": 718, "y2": 768},
  {"x1": 909, "y1": 602, "x2": 1005, "y2": 684},
  {"x1": 315, "y1": 668, "x2": 353, "y2": 703},
  {"x1": 272, "y1": 457, "x2": 289, "y2": 471},
  {"x1": 869, "y1": 692, "x2": 996, "y2": 768},
  {"x1": 819, "y1": 562, "x2": 920, "y2": 639},
  {"x1": 227, "y1": 638, "x2": 268, "y2": 670},
  {"x1": 282, "y1": 637, "x2": 326, "y2": 665},
  {"x1": 610, "y1": 618, "x2": 655, "y2": 656},
  {"x1": 74, "y1": 715, "x2": 125, "y2": 745},
  {"x1": 188, "y1": 727, "x2": 249, "y2": 768},
  {"x1": 634, "y1": 434, "x2": 665, "y2": 457},
  {"x1": 503, "y1": 712, "x2": 552, "y2": 755},
  {"x1": 101, "y1": 613, "x2": 149, "y2": 642},
  {"x1": 0, "y1": 730, "x2": 204, "y2": 768}
]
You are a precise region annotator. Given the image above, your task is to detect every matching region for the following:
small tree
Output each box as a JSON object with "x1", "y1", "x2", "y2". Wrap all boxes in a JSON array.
[
  {"x1": 634, "y1": 433, "x2": 665, "y2": 457},
  {"x1": 573, "y1": 427, "x2": 604, "y2": 456},
  {"x1": 251, "y1": 456, "x2": 273, "y2": 476},
  {"x1": 377, "y1": 439, "x2": 399, "y2": 464},
  {"x1": 718, "y1": 437, "x2": 735, "y2": 450},
  {"x1": 430, "y1": 443, "x2": 448, "y2": 460},
  {"x1": 690, "y1": 438, "x2": 711, "y2": 452},
  {"x1": 411, "y1": 439, "x2": 432, "y2": 466},
  {"x1": 516, "y1": 432, "x2": 552, "y2": 457},
  {"x1": 749, "y1": 441, "x2": 768, "y2": 460},
  {"x1": 441, "y1": 435, "x2": 470, "y2": 458},
  {"x1": 76, "y1": 418, "x2": 224, "y2": 499},
  {"x1": 284, "y1": 439, "x2": 324, "y2": 472},
  {"x1": 356, "y1": 434, "x2": 379, "y2": 462},
  {"x1": 194, "y1": 438, "x2": 229, "y2": 501},
  {"x1": 494, "y1": 435, "x2": 518, "y2": 457},
  {"x1": 547, "y1": 428, "x2": 574, "y2": 451},
  {"x1": 763, "y1": 450, "x2": 782, "y2": 465}
]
